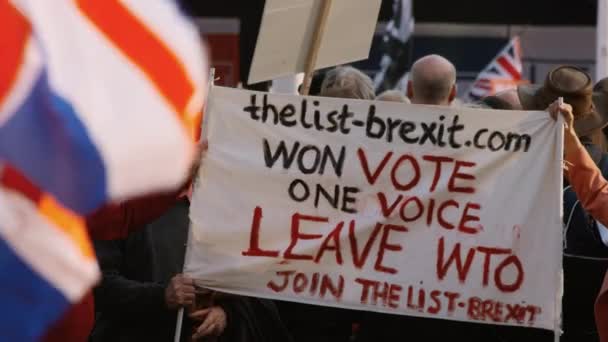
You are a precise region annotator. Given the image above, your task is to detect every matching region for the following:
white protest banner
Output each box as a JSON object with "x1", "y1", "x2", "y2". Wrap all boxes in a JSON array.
[
  {"x1": 186, "y1": 86, "x2": 563, "y2": 331},
  {"x1": 247, "y1": 0, "x2": 382, "y2": 84}
]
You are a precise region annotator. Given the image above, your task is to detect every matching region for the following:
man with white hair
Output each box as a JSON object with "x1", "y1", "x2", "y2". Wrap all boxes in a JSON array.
[
  {"x1": 320, "y1": 66, "x2": 376, "y2": 100},
  {"x1": 406, "y1": 54, "x2": 457, "y2": 105}
]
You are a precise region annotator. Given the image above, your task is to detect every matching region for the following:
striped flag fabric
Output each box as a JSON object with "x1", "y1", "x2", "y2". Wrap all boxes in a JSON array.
[
  {"x1": 1, "y1": 0, "x2": 207, "y2": 215},
  {"x1": 0, "y1": 0, "x2": 207, "y2": 340},
  {"x1": 0, "y1": 165, "x2": 98, "y2": 341},
  {"x1": 466, "y1": 36, "x2": 524, "y2": 101}
]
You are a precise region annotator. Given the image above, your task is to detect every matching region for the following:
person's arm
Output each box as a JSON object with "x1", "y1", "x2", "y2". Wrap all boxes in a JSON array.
[
  {"x1": 93, "y1": 240, "x2": 196, "y2": 320},
  {"x1": 190, "y1": 294, "x2": 294, "y2": 341},
  {"x1": 93, "y1": 239, "x2": 167, "y2": 319},
  {"x1": 551, "y1": 100, "x2": 608, "y2": 342},
  {"x1": 550, "y1": 99, "x2": 608, "y2": 227},
  {"x1": 565, "y1": 139, "x2": 608, "y2": 226}
]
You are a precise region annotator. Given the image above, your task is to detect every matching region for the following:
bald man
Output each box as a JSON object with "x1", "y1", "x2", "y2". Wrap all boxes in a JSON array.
[{"x1": 406, "y1": 54, "x2": 457, "y2": 105}]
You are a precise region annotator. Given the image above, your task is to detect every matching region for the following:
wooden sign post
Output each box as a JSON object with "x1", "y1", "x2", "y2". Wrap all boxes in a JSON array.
[
  {"x1": 299, "y1": 0, "x2": 332, "y2": 95},
  {"x1": 174, "y1": 68, "x2": 215, "y2": 342}
]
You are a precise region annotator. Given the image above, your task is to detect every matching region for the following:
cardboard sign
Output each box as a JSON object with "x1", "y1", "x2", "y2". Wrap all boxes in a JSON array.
[
  {"x1": 247, "y1": 0, "x2": 382, "y2": 83},
  {"x1": 186, "y1": 86, "x2": 563, "y2": 331}
]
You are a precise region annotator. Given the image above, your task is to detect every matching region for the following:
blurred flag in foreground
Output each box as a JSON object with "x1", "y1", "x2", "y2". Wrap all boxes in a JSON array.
[
  {"x1": 466, "y1": 36, "x2": 524, "y2": 101},
  {"x1": 0, "y1": 165, "x2": 98, "y2": 341},
  {"x1": 0, "y1": 0, "x2": 207, "y2": 340},
  {"x1": 0, "y1": 0, "x2": 207, "y2": 214}
]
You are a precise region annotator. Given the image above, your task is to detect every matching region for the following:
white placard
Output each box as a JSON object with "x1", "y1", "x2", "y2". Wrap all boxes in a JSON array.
[
  {"x1": 187, "y1": 86, "x2": 563, "y2": 331},
  {"x1": 247, "y1": 0, "x2": 382, "y2": 84}
]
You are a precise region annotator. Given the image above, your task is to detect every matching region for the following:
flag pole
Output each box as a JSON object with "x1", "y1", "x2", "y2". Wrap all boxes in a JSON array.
[
  {"x1": 174, "y1": 67, "x2": 216, "y2": 342},
  {"x1": 597, "y1": 0, "x2": 608, "y2": 80},
  {"x1": 299, "y1": 0, "x2": 333, "y2": 95}
]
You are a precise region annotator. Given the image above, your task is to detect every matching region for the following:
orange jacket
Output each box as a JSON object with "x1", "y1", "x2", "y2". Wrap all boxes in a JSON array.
[{"x1": 565, "y1": 139, "x2": 608, "y2": 342}]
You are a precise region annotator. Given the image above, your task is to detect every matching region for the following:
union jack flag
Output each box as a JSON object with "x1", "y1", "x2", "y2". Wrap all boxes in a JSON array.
[{"x1": 466, "y1": 36, "x2": 524, "y2": 101}]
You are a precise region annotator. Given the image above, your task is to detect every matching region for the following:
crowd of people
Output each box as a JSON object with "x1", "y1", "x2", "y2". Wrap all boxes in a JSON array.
[{"x1": 44, "y1": 53, "x2": 608, "y2": 342}]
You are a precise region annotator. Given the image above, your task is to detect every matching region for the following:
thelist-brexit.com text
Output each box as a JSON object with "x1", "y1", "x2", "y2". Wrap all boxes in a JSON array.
[{"x1": 243, "y1": 94, "x2": 532, "y2": 153}]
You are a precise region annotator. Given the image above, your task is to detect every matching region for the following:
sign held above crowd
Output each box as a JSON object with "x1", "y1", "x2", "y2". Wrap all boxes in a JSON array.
[
  {"x1": 187, "y1": 86, "x2": 564, "y2": 332},
  {"x1": 247, "y1": 0, "x2": 382, "y2": 93}
]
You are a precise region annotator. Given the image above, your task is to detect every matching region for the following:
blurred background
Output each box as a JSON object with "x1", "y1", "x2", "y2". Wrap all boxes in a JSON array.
[{"x1": 184, "y1": 0, "x2": 601, "y2": 97}]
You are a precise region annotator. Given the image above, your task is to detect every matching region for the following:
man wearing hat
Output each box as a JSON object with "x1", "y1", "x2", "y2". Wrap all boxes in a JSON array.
[
  {"x1": 519, "y1": 66, "x2": 608, "y2": 144},
  {"x1": 518, "y1": 65, "x2": 608, "y2": 342}
]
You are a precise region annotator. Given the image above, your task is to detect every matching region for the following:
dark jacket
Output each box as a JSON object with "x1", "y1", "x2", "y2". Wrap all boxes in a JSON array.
[
  {"x1": 90, "y1": 199, "x2": 293, "y2": 342},
  {"x1": 275, "y1": 301, "x2": 355, "y2": 342},
  {"x1": 561, "y1": 140, "x2": 608, "y2": 342},
  {"x1": 354, "y1": 312, "x2": 551, "y2": 342},
  {"x1": 90, "y1": 199, "x2": 192, "y2": 342}
]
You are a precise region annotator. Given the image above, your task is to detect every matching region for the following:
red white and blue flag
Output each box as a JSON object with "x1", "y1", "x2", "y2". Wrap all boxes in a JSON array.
[
  {"x1": 466, "y1": 36, "x2": 524, "y2": 101},
  {"x1": 0, "y1": 0, "x2": 207, "y2": 340},
  {"x1": 0, "y1": 165, "x2": 99, "y2": 341}
]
